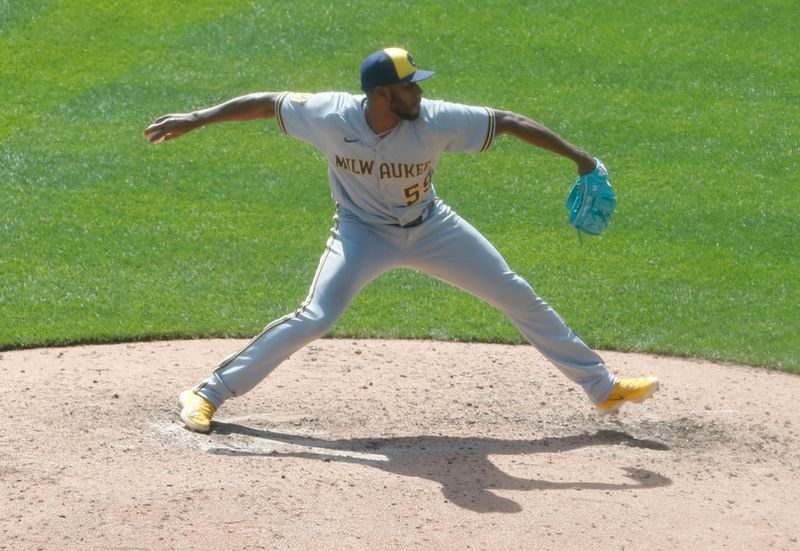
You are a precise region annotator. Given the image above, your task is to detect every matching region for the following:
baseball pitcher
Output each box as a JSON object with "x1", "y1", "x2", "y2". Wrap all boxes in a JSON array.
[{"x1": 144, "y1": 47, "x2": 659, "y2": 433}]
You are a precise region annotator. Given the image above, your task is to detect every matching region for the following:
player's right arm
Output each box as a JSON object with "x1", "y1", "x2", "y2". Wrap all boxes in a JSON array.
[{"x1": 144, "y1": 92, "x2": 280, "y2": 144}]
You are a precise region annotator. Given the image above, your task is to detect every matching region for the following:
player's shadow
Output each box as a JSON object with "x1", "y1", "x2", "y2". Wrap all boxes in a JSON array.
[{"x1": 207, "y1": 424, "x2": 671, "y2": 513}]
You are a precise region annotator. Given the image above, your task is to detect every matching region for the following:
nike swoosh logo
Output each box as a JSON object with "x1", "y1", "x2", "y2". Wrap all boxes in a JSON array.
[{"x1": 343, "y1": 137, "x2": 359, "y2": 143}]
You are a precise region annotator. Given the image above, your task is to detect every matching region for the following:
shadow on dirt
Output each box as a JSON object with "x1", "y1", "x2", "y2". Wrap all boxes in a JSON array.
[{"x1": 207, "y1": 424, "x2": 672, "y2": 513}]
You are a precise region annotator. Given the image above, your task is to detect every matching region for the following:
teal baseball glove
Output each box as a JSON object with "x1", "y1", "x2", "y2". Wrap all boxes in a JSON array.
[{"x1": 565, "y1": 158, "x2": 616, "y2": 240}]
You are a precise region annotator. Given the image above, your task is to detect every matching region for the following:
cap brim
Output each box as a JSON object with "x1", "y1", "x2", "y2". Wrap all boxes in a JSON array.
[{"x1": 409, "y1": 69, "x2": 435, "y2": 83}]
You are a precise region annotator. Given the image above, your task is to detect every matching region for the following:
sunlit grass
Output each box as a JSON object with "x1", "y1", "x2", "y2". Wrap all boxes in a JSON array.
[{"x1": 1, "y1": 0, "x2": 797, "y2": 371}]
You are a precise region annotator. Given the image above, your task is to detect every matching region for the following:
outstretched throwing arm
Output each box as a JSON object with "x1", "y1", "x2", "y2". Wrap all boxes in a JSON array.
[
  {"x1": 494, "y1": 110, "x2": 597, "y2": 176},
  {"x1": 144, "y1": 92, "x2": 280, "y2": 144}
]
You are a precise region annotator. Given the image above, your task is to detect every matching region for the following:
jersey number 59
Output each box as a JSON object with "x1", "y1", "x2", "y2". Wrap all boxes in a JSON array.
[{"x1": 403, "y1": 172, "x2": 433, "y2": 206}]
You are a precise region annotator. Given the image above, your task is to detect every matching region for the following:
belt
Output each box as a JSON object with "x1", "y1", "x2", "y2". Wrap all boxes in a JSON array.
[{"x1": 398, "y1": 202, "x2": 435, "y2": 228}]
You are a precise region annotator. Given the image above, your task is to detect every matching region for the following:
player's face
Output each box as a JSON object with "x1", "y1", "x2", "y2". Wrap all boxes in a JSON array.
[{"x1": 388, "y1": 82, "x2": 423, "y2": 121}]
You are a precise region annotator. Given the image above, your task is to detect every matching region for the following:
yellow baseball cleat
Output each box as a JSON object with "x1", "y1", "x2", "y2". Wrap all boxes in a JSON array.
[
  {"x1": 596, "y1": 377, "x2": 660, "y2": 415},
  {"x1": 178, "y1": 389, "x2": 217, "y2": 433}
]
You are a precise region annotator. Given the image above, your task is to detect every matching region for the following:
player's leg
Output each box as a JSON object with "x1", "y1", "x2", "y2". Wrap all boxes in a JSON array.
[
  {"x1": 408, "y1": 203, "x2": 615, "y2": 405},
  {"x1": 190, "y1": 212, "x2": 400, "y2": 411}
]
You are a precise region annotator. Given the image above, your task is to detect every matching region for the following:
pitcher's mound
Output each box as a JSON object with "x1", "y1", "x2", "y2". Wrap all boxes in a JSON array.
[{"x1": 2, "y1": 339, "x2": 799, "y2": 550}]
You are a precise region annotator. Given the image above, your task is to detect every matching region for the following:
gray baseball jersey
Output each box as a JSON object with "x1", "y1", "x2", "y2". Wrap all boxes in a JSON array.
[
  {"x1": 193, "y1": 92, "x2": 615, "y2": 410},
  {"x1": 275, "y1": 91, "x2": 495, "y2": 226}
]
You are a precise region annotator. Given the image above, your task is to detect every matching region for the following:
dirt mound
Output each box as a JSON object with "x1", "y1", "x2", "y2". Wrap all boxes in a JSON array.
[{"x1": 2, "y1": 339, "x2": 798, "y2": 550}]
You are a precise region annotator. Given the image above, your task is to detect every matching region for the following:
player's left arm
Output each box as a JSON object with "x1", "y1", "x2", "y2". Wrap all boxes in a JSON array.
[{"x1": 494, "y1": 110, "x2": 597, "y2": 176}]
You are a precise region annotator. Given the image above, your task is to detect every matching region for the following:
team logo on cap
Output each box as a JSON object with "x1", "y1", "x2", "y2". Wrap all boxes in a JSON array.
[{"x1": 384, "y1": 47, "x2": 416, "y2": 80}]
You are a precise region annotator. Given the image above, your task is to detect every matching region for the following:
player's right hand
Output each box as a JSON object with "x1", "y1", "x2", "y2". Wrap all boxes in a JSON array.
[{"x1": 144, "y1": 113, "x2": 199, "y2": 144}]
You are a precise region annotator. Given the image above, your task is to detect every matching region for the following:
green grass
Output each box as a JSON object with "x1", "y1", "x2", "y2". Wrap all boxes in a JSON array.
[{"x1": 1, "y1": 0, "x2": 798, "y2": 372}]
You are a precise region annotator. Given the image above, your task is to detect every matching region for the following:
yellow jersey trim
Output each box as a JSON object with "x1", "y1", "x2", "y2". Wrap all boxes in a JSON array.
[
  {"x1": 275, "y1": 91, "x2": 290, "y2": 134},
  {"x1": 480, "y1": 107, "x2": 496, "y2": 152}
]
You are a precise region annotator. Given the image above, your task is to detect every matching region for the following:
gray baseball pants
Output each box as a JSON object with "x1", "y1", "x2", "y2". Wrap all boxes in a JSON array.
[{"x1": 195, "y1": 200, "x2": 615, "y2": 408}]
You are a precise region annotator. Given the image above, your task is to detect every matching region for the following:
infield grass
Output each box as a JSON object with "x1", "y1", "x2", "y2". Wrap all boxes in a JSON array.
[{"x1": 1, "y1": 0, "x2": 798, "y2": 371}]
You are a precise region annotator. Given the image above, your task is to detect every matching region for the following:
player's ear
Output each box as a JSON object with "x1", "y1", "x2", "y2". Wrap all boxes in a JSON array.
[{"x1": 370, "y1": 85, "x2": 390, "y2": 103}]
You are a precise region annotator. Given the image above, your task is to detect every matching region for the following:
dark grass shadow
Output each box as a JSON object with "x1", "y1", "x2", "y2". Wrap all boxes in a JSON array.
[{"x1": 207, "y1": 423, "x2": 672, "y2": 513}]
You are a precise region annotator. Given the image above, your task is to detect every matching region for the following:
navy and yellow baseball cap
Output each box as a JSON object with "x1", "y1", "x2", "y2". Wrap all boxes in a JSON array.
[{"x1": 360, "y1": 47, "x2": 435, "y2": 91}]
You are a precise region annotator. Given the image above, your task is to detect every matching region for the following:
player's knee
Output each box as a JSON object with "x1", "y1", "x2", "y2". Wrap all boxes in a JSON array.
[
  {"x1": 494, "y1": 275, "x2": 543, "y2": 315},
  {"x1": 294, "y1": 306, "x2": 341, "y2": 339}
]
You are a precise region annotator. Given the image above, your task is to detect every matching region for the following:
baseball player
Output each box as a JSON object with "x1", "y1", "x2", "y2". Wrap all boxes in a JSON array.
[{"x1": 144, "y1": 47, "x2": 659, "y2": 434}]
